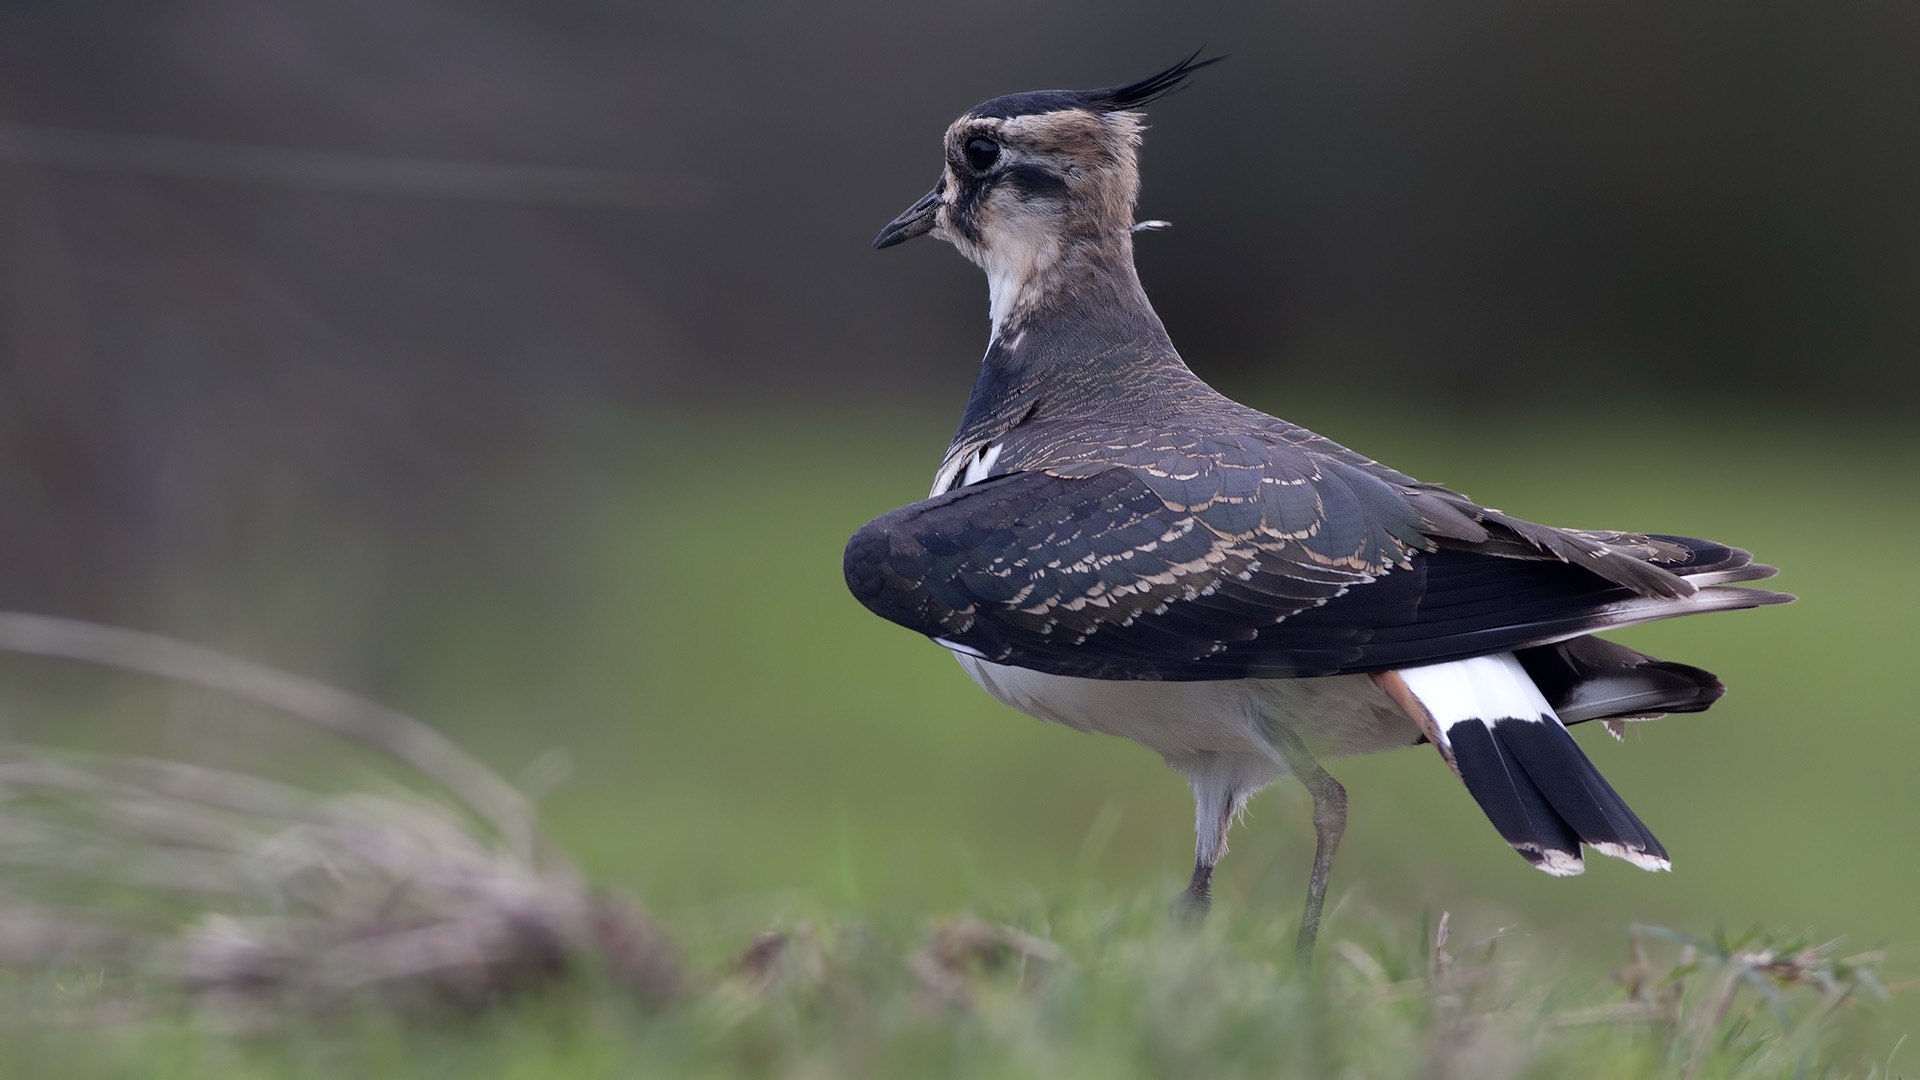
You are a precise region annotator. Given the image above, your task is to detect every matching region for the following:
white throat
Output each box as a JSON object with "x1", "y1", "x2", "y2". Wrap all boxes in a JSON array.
[{"x1": 980, "y1": 231, "x2": 1059, "y2": 337}]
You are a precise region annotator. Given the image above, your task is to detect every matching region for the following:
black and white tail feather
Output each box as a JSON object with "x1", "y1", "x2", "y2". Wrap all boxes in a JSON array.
[
  {"x1": 1393, "y1": 652, "x2": 1668, "y2": 876},
  {"x1": 1375, "y1": 540, "x2": 1780, "y2": 877}
]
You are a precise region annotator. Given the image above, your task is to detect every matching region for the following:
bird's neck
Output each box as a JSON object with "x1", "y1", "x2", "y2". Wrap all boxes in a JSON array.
[{"x1": 953, "y1": 238, "x2": 1211, "y2": 449}]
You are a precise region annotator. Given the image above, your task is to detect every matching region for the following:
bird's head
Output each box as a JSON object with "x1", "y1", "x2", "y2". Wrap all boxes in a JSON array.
[{"x1": 875, "y1": 53, "x2": 1222, "y2": 333}]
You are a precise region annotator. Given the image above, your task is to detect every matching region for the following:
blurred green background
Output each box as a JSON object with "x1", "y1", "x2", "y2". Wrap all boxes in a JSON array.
[{"x1": 2, "y1": 0, "x2": 1917, "y2": 1058}]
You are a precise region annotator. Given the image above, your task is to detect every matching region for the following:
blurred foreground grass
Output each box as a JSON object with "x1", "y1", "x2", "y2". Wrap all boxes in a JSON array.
[
  {"x1": 0, "y1": 401, "x2": 1914, "y2": 1074},
  {"x1": 2, "y1": 897, "x2": 1895, "y2": 1078}
]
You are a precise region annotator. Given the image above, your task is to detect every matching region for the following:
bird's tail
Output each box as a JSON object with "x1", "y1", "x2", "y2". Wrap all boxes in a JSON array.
[{"x1": 1375, "y1": 652, "x2": 1668, "y2": 876}]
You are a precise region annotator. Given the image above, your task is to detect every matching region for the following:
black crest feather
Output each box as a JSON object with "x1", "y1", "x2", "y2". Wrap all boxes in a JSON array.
[
  {"x1": 1082, "y1": 49, "x2": 1226, "y2": 113},
  {"x1": 965, "y1": 50, "x2": 1226, "y2": 121}
]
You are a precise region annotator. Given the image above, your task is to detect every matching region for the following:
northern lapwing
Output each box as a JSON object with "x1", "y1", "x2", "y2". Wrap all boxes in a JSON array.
[{"x1": 843, "y1": 54, "x2": 1791, "y2": 956}]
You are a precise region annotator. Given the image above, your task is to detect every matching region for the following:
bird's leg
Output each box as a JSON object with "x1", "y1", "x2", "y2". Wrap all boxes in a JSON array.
[
  {"x1": 1172, "y1": 766, "x2": 1239, "y2": 924},
  {"x1": 1266, "y1": 728, "x2": 1348, "y2": 960},
  {"x1": 1296, "y1": 766, "x2": 1348, "y2": 958},
  {"x1": 1176, "y1": 858, "x2": 1213, "y2": 922}
]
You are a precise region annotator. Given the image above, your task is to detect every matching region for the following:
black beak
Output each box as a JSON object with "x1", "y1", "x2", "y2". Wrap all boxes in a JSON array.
[{"x1": 873, "y1": 177, "x2": 944, "y2": 250}]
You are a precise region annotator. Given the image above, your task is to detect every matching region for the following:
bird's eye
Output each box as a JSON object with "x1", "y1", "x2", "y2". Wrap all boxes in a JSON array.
[{"x1": 963, "y1": 137, "x2": 1001, "y2": 172}]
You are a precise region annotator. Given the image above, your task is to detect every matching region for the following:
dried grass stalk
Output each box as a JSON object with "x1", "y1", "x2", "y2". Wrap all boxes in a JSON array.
[{"x1": 0, "y1": 613, "x2": 682, "y2": 1026}]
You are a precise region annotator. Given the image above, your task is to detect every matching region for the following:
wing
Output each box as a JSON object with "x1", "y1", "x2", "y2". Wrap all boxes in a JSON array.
[{"x1": 844, "y1": 457, "x2": 1789, "y2": 681}]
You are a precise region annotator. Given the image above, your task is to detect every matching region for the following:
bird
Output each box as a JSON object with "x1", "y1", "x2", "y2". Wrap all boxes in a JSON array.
[{"x1": 842, "y1": 53, "x2": 1791, "y2": 957}]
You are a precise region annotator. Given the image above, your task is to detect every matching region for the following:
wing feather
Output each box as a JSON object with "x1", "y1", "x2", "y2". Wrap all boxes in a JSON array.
[{"x1": 844, "y1": 456, "x2": 1788, "y2": 681}]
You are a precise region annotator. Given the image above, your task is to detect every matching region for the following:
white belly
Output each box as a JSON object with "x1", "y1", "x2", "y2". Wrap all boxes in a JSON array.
[{"x1": 954, "y1": 655, "x2": 1419, "y2": 766}]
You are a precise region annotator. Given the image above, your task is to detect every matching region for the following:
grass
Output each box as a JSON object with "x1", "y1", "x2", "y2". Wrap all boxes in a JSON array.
[
  {"x1": 0, "y1": 890, "x2": 1895, "y2": 1078},
  {"x1": 0, "y1": 402, "x2": 1912, "y2": 1075}
]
